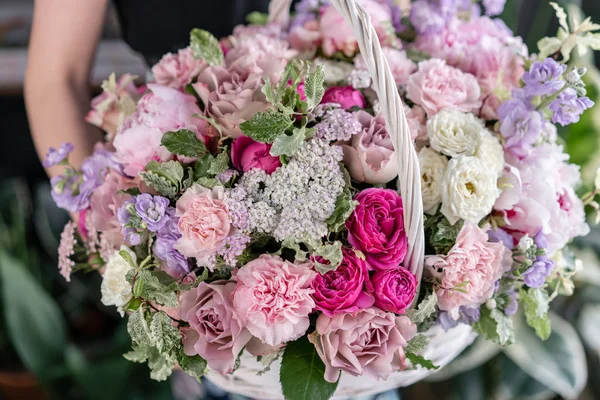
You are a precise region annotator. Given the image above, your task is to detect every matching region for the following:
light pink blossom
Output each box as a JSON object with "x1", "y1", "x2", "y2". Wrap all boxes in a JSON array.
[
  {"x1": 355, "y1": 48, "x2": 416, "y2": 85},
  {"x1": 152, "y1": 47, "x2": 206, "y2": 89}
]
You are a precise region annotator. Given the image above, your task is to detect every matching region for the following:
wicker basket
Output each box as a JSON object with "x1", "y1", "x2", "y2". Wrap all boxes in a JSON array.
[{"x1": 206, "y1": 0, "x2": 477, "y2": 397}]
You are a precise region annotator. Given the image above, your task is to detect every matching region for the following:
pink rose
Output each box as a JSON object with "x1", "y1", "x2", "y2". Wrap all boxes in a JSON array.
[
  {"x1": 310, "y1": 309, "x2": 416, "y2": 383},
  {"x1": 341, "y1": 111, "x2": 398, "y2": 184},
  {"x1": 151, "y1": 47, "x2": 206, "y2": 89},
  {"x1": 320, "y1": 0, "x2": 393, "y2": 57},
  {"x1": 174, "y1": 184, "x2": 232, "y2": 265},
  {"x1": 406, "y1": 59, "x2": 481, "y2": 117},
  {"x1": 346, "y1": 188, "x2": 408, "y2": 270},
  {"x1": 85, "y1": 74, "x2": 142, "y2": 139},
  {"x1": 425, "y1": 223, "x2": 508, "y2": 319},
  {"x1": 371, "y1": 268, "x2": 417, "y2": 314},
  {"x1": 231, "y1": 135, "x2": 282, "y2": 174},
  {"x1": 355, "y1": 48, "x2": 417, "y2": 85},
  {"x1": 321, "y1": 86, "x2": 366, "y2": 109},
  {"x1": 180, "y1": 281, "x2": 251, "y2": 374},
  {"x1": 232, "y1": 255, "x2": 316, "y2": 346},
  {"x1": 311, "y1": 248, "x2": 374, "y2": 317}
]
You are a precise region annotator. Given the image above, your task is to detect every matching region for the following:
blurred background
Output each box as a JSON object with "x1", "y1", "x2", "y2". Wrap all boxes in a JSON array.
[{"x1": 0, "y1": 0, "x2": 600, "y2": 399}]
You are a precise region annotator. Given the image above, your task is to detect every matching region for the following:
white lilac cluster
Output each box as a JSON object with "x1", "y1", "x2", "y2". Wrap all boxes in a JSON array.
[
  {"x1": 236, "y1": 138, "x2": 345, "y2": 242},
  {"x1": 347, "y1": 69, "x2": 372, "y2": 89},
  {"x1": 315, "y1": 108, "x2": 363, "y2": 142}
]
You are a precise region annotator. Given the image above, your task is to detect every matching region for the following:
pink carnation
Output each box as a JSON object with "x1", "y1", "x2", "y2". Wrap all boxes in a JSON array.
[
  {"x1": 321, "y1": 86, "x2": 366, "y2": 110},
  {"x1": 152, "y1": 47, "x2": 206, "y2": 89},
  {"x1": 232, "y1": 255, "x2": 316, "y2": 346},
  {"x1": 310, "y1": 309, "x2": 416, "y2": 383},
  {"x1": 425, "y1": 223, "x2": 509, "y2": 319},
  {"x1": 406, "y1": 59, "x2": 481, "y2": 117}
]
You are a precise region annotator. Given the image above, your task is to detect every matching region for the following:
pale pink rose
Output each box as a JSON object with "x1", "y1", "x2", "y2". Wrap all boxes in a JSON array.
[
  {"x1": 152, "y1": 47, "x2": 206, "y2": 89},
  {"x1": 425, "y1": 223, "x2": 509, "y2": 319},
  {"x1": 310, "y1": 309, "x2": 416, "y2": 383},
  {"x1": 320, "y1": 0, "x2": 393, "y2": 57},
  {"x1": 289, "y1": 20, "x2": 322, "y2": 53},
  {"x1": 355, "y1": 48, "x2": 416, "y2": 85},
  {"x1": 193, "y1": 66, "x2": 268, "y2": 139},
  {"x1": 341, "y1": 110, "x2": 399, "y2": 184},
  {"x1": 174, "y1": 184, "x2": 232, "y2": 265},
  {"x1": 85, "y1": 74, "x2": 142, "y2": 139},
  {"x1": 232, "y1": 255, "x2": 316, "y2": 346},
  {"x1": 180, "y1": 281, "x2": 251, "y2": 374},
  {"x1": 403, "y1": 104, "x2": 427, "y2": 143},
  {"x1": 407, "y1": 59, "x2": 481, "y2": 116}
]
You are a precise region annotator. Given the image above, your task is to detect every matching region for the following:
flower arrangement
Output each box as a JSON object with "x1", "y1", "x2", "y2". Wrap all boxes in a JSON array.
[{"x1": 47, "y1": 0, "x2": 600, "y2": 398}]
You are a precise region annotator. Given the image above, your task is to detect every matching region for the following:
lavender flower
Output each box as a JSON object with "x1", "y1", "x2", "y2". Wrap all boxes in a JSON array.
[
  {"x1": 410, "y1": 0, "x2": 457, "y2": 35},
  {"x1": 438, "y1": 306, "x2": 480, "y2": 330},
  {"x1": 499, "y1": 105, "x2": 543, "y2": 156},
  {"x1": 58, "y1": 221, "x2": 77, "y2": 282},
  {"x1": 523, "y1": 258, "x2": 554, "y2": 287},
  {"x1": 216, "y1": 169, "x2": 238, "y2": 184},
  {"x1": 503, "y1": 289, "x2": 518, "y2": 316},
  {"x1": 315, "y1": 109, "x2": 362, "y2": 142},
  {"x1": 154, "y1": 208, "x2": 190, "y2": 278},
  {"x1": 134, "y1": 194, "x2": 170, "y2": 232},
  {"x1": 522, "y1": 58, "x2": 566, "y2": 96},
  {"x1": 549, "y1": 88, "x2": 594, "y2": 126},
  {"x1": 487, "y1": 227, "x2": 514, "y2": 249},
  {"x1": 117, "y1": 200, "x2": 141, "y2": 246},
  {"x1": 347, "y1": 69, "x2": 372, "y2": 89},
  {"x1": 43, "y1": 142, "x2": 74, "y2": 167},
  {"x1": 216, "y1": 233, "x2": 251, "y2": 267},
  {"x1": 482, "y1": 0, "x2": 506, "y2": 16}
]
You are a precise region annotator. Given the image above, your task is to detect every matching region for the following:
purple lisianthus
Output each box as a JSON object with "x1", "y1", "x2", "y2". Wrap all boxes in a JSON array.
[
  {"x1": 549, "y1": 88, "x2": 594, "y2": 126},
  {"x1": 487, "y1": 227, "x2": 515, "y2": 249},
  {"x1": 523, "y1": 257, "x2": 554, "y2": 288},
  {"x1": 522, "y1": 58, "x2": 566, "y2": 96},
  {"x1": 499, "y1": 104, "x2": 542, "y2": 156},
  {"x1": 410, "y1": 0, "x2": 456, "y2": 35},
  {"x1": 43, "y1": 142, "x2": 74, "y2": 168},
  {"x1": 438, "y1": 306, "x2": 480, "y2": 331},
  {"x1": 482, "y1": 0, "x2": 506, "y2": 16},
  {"x1": 117, "y1": 200, "x2": 141, "y2": 246},
  {"x1": 50, "y1": 175, "x2": 91, "y2": 213},
  {"x1": 154, "y1": 208, "x2": 190, "y2": 278},
  {"x1": 503, "y1": 289, "x2": 518, "y2": 316},
  {"x1": 134, "y1": 194, "x2": 170, "y2": 232}
]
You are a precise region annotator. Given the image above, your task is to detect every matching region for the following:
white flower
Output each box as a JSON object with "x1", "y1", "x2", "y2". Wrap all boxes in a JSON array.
[
  {"x1": 441, "y1": 156, "x2": 501, "y2": 225},
  {"x1": 427, "y1": 109, "x2": 483, "y2": 158},
  {"x1": 517, "y1": 235, "x2": 534, "y2": 252},
  {"x1": 315, "y1": 58, "x2": 354, "y2": 83},
  {"x1": 101, "y1": 246, "x2": 136, "y2": 316},
  {"x1": 474, "y1": 130, "x2": 504, "y2": 176},
  {"x1": 418, "y1": 147, "x2": 448, "y2": 214},
  {"x1": 595, "y1": 167, "x2": 600, "y2": 191}
]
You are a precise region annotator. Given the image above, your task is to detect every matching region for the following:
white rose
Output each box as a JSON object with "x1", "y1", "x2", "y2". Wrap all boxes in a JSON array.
[
  {"x1": 427, "y1": 109, "x2": 483, "y2": 158},
  {"x1": 474, "y1": 130, "x2": 504, "y2": 176},
  {"x1": 441, "y1": 156, "x2": 500, "y2": 225},
  {"x1": 101, "y1": 246, "x2": 136, "y2": 316},
  {"x1": 418, "y1": 147, "x2": 448, "y2": 214},
  {"x1": 315, "y1": 58, "x2": 354, "y2": 83}
]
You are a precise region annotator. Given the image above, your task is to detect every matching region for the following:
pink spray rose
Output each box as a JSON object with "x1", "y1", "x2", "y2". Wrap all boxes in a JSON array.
[
  {"x1": 180, "y1": 280, "x2": 251, "y2": 374},
  {"x1": 406, "y1": 59, "x2": 482, "y2": 117},
  {"x1": 231, "y1": 135, "x2": 282, "y2": 174},
  {"x1": 321, "y1": 86, "x2": 366, "y2": 110},
  {"x1": 151, "y1": 47, "x2": 206, "y2": 89},
  {"x1": 310, "y1": 309, "x2": 416, "y2": 383},
  {"x1": 174, "y1": 184, "x2": 232, "y2": 266},
  {"x1": 311, "y1": 248, "x2": 374, "y2": 317},
  {"x1": 232, "y1": 255, "x2": 316, "y2": 346},
  {"x1": 346, "y1": 188, "x2": 408, "y2": 270},
  {"x1": 425, "y1": 222, "x2": 509, "y2": 320},
  {"x1": 371, "y1": 268, "x2": 417, "y2": 314},
  {"x1": 355, "y1": 48, "x2": 417, "y2": 85},
  {"x1": 341, "y1": 111, "x2": 399, "y2": 184}
]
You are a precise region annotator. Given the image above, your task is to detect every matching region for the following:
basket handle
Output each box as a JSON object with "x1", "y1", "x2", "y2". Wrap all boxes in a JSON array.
[{"x1": 267, "y1": 0, "x2": 425, "y2": 284}]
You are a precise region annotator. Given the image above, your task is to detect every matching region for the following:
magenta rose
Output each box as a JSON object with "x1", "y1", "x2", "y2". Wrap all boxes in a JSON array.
[
  {"x1": 321, "y1": 86, "x2": 366, "y2": 110},
  {"x1": 180, "y1": 280, "x2": 251, "y2": 374},
  {"x1": 311, "y1": 248, "x2": 374, "y2": 317},
  {"x1": 231, "y1": 135, "x2": 282, "y2": 174},
  {"x1": 310, "y1": 309, "x2": 416, "y2": 382},
  {"x1": 346, "y1": 188, "x2": 408, "y2": 270},
  {"x1": 371, "y1": 268, "x2": 416, "y2": 314}
]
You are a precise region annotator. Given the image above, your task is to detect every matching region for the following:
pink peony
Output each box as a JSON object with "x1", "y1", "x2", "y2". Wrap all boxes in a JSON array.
[
  {"x1": 424, "y1": 222, "x2": 509, "y2": 319},
  {"x1": 232, "y1": 255, "x2": 316, "y2": 346},
  {"x1": 113, "y1": 125, "x2": 172, "y2": 176},
  {"x1": 231, "y1": 135, "x2": 281, "y2": 174},
  {"x1": 151, "y1": 47, "x2": 206, "y2": 89},
  {"x1": 310, "y1": 308, "x2": 416, "y2": 383},
  {"x1": 346, "y1": 188, "x2": 408, "y2": 270},
  {"x1": 311, "y1": 248, "x2": 374, "y2": 317},
  {"x1": 406, "y1": 59, "x2": 481, "y2": 117},
  {"x1": 341, "y1": 111, "x2": 399, "y2": 184},
  {"x1": 174, "y1": 184, "x2": 232, "y2": 265},
  {"x1": 371, "y1": 268, "x2": 417, "y2": 314},
  {"x1": 355, "y1": 48, "x2": 417, "y2": 85},
  {"x1": 180, "y1": 280, "x2": 251, "y2": 374},
  {"x1": 321, "y1": 86, "x2": 366, "y2": 109}
]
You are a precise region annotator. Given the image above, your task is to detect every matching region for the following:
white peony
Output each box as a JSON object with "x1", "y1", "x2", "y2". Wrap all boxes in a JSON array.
[
  {"x1": 474, "y1": 130, "x2": 505, "y2": 176},
  {"x1": 101, "y1": 246, "x2": 136, "y2": 316},
  {"x1": 427, "y1": 108, "x2": 483, "y2": 158},
  {"x1": 418, "y1": 147, "x2": 448, "y2": 215},
  {"x1": 315, "y1": 58, "x2": 355, "y2": 83},
  {"x1": 441, "y1": 156, "x2": 501, "y2": 225}
]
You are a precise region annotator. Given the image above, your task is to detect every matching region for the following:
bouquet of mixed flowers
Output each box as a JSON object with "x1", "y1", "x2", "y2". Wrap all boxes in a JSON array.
[{"x1": 47, "y1": 0, "x2": 600, "y2": 398}]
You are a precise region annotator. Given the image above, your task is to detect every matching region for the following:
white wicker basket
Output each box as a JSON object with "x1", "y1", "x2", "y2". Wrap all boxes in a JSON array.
[{"x1": 206, "y1": 0, "x2": 477, "y2": 397}]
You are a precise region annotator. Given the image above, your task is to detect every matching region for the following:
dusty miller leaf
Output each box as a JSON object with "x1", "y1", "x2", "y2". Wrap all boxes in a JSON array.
[
  {"x1": 406, "y1": 352, "x2": 439, "y2": 370},
  {"x1": 147, "y1": 347, "x2": 176, "y2": 381},
  {"x1": 270, "y1": 127, "x2": 308, "y2": 157},
  {"x1": 135, "y1": 270, "x2": 179, "y2": 307},
  {"x1": 405, "y1": 334, "x2": 429, "y2": 354},
  {"x1": 325, "y1": 188, "x2": 357, "y2": 232},
  {"x1": 207, "y1": 151, "x2": 230, "y2": 175},
  {"x1": 150, "y1": 311, "x2": 182, "y2": 353},
  {"x1": 304, "y1": 64, "x2": 325, "y2": 110},
  {"x1": 127, "y1": 308, "x2": 154, "y2": 347},
  {"x1": 177, "y1": 348, "x2": 207, "y2": 380},
  {"x1": 406, "y1": 293, "x2": 438, "y2": 324},
  {"x1": 312, "y1": 241, "x2": 343, "y2": 274}
]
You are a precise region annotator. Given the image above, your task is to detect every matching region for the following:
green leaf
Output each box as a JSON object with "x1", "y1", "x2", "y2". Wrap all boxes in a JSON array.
[
  {"x1": 147, "y1": 347, "x2": 176, "y2": 381},
  {"x1": 123, "y1": 345, "x2": 151, "y2": 363},
  {"x1": 194, "y1": 154, "x2": 215, "y2": 179},
  {"x1": 520, "y1": 288, "x2": 551, "y2": 341},
  {"x1": 304, "y1": 64, "x2": 325, "y2": 110},
  {"x1": 325, "y1": 188, "x2": 357, "y2": 232},
  {"x1": 405, "y1": 334, "x2": 429, "y2": 354},
  {"x1": 239, "y1": 111, "x2": 293, "y2": 143},
  {"x1": 406, "y1": 293, "x2": 438, "y2": 324},
  {"x1": 161, "y1": 129, "x2": 208, "y2": 158},
  {"x1": 136, "y1": 270, "x2": 179, "y2": 307},
  {"x1": 119, "y1": 249, "x2": 137, "y2": 269},
  {"x1": 312, "y1": 241, "x2": 343, "y2": 274},
  {"x1": 406, "y1": 352, "x2": 439, "y2": 370},
  {"x1": 425, "y1": 213, "x2": 463, "y2": 254},
  {"x1": 127, "y1": 308, "x2": 154, "y2": 347},
  {"x1": 473, "y1": 307, "x2": 515, "y2": 346},
  {"x1": 150, "y1": 312, "x2": 182, "y2": 353},
  {"x1": 177, "y1": 349, "x2": 208, "y2": 380},
  {"x1": 270, "y1": 127, "x2": 309, "y2": 157},
  {"x1": 195, "y1": 177, "x2": 220, "y2": 189},
  {"x1": 139, "y1": 171, "x2": 178, "y2": 198},
  {"x1": 189, "y1": 28, "x2": 224, "y2": 66},
  {"x1": 549, "y1": 2, "x2": 569, "y2": 32},
  {"x1": 207, "y1": 151, "x2": 230, "y2": 175},
  {"x1": 280, "y1": 238, "x2": 309, "y2": 262},
  {"x1": 139, "y1": 160, "x2": 185, "y2": 198},
  {"x1": 118, "y1": 187, "x2": 141, "y2": 196},
  {"x1": 280, "y1": 336, "x2": 338, "y2": 400},
  {"x1": 246, "y1": 11, "x2": 269, "y2": 25}
]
